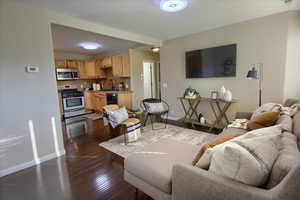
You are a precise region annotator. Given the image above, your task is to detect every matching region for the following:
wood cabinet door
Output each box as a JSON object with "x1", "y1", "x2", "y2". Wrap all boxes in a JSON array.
[
  {"x1": 103, "y1": 56, "x2": 112, "y2": 67},
  {"x1": 84, "y1": 92, "x2": 95, "y2": 110},
  {"x1": 66, "y1": 60, "x2": 78, "y2": 69},
  {"x1": 94, "y1": 93, "x2": 107, "y2": 112},
  {"x1": 118, "y1": 93, "x2": 132, "y2": 109},
  {"x1": 95, "y1": 59, "x2": 105, "y2": 78},
  {"x1": 85, "y1": 60, "x2": 97, "y2": 78},
  {"x1": 112, "y1": 55, "x2": 123, "y2": 77},
  {"x1": 55, "y1": 60, "x2": 66, "y2": 68},
  {"x1": 77, "y1": 60, "x2": 87, "y2": 79},
  {"x1": 121, "y1": 54, "x2": 130, "y2": 77}
]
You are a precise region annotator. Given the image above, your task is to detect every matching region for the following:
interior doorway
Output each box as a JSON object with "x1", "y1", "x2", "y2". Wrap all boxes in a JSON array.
[{"x1": 143, "y1": 61, "x2": 161, "y2": 99}]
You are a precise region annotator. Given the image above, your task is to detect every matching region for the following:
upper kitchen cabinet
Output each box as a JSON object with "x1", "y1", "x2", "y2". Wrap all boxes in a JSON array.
[
  {"x1": 111, "y1": 53, "x2": 130, "y2": 77},
  {"x1": 55, "y1": 59, "x2": 67, "y2": 68},
  {"x1": 77, "y1": 60, "x2": 87, "y2": 79},
  {"x1": 85, "y1": 60, "x2": 105, "y2": 79},
  {"x1": 121, "y1": 54, "x2": 130, "y2": 77},
  {"x1": 112, "y1": 55, "x2": 123, "y2": 77},
  {"x1": 66, "y1": 60, "x2": 79, "y2": 69},
  {"x1": 102, "y1": 56, "x2": 112, "y2": 68}
]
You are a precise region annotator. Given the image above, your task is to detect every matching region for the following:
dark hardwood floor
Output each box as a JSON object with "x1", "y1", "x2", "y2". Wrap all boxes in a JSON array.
[
  {"x1": 0, "y1": 118, "x2": 152, "y2": 200},
  {"x1": 0, "y1": 117, "x2": 219, "y2": 200}
]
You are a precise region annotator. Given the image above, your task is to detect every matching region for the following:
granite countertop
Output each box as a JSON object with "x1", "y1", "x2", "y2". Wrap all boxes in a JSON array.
[{"x1": 86, "y1": 90, "x2": 133, "y2": 93}]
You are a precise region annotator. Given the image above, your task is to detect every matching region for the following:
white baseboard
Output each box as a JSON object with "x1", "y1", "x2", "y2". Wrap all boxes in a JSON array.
[{"x1": 0, "y1": 150, "x2": 65, "y2": 178}]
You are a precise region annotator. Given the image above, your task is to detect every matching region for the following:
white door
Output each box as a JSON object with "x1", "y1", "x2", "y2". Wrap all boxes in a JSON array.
[{"x1": 143, "y1": 62, "x2": 156, "y2": 99}]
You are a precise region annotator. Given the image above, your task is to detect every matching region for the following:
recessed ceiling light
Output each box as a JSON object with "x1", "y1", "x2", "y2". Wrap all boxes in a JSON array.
[
  {"x1": 79, "y1": 42, "x2": 102, "y2": 50},
  {"x1": 151, "y1": 47, "x2": 160, "y2": 52},
  {"x1": 160, "y1": 0, "x2": 188, "y2": 12}
]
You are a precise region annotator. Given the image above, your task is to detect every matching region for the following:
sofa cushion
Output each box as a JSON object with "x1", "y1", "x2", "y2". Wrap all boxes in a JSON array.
[
  {"x1": 251, "y1": 103, "x2": 281, "y2": 119},
  {"x1": 208, "y1": 126, "x2": 282, "y2": 186},
  {"x1": 192, "y1": 134, "x2": 243, "y2": 166},
  {"x1": 276, "y1": 114, "x2": 293, "y2": 132},
  {"x1": 266, "y1": 132, "x2": 300, "y2": 189},
  {"x1": 124, "y1": 139, "x2": 198, "y2": 194},
  {"x1": 247, "y1": 111, "x2": 279, "y2": 130},
  {"x1": 217, "y1": 127, "x2": 247, "y2": 139},
  {"x1": 293, "y1": 111, "x2": 300, "y2": 141}
]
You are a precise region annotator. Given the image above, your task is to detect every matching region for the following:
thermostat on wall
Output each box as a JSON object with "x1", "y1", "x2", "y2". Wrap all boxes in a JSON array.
[{"x1": 25, "y1": 66, "x2": 39, "y2": 73}]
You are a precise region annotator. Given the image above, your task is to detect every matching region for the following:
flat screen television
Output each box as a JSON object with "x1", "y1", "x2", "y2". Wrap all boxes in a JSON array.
[{"x1": 185, "y1": 44, "x2": 237, "y2": 78}]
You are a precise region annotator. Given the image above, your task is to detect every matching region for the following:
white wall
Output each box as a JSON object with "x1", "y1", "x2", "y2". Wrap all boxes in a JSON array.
[
  {"x1": 284, "y1": 11, "x2": 300, "y2": 99},
  {"x1": 130, "y1": 48, "x2": 160, "y2": 108},
  {"x1": 0, "y1": 0, "x2": 65, "y2": 176},
  {"x1": 160, "y1": 12, "x2": 292, "y2": 120},
  {"x1": 54, "y1": 51, "x2": 94, "y2": 60}
]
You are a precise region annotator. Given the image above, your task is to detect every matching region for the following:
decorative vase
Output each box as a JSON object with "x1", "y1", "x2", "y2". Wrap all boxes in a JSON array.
[
  {"x1": 224, "y1": 90, "x2": 233, "y2": 102},
  {"x1": 219, "y1": 86, "x2": 226, "y2": 100}
]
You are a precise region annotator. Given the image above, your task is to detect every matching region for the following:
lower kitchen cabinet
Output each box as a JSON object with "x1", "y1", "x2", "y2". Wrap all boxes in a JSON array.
[
  {"x1": 118, "y1": 93, "x2": 132, "y2": 109},
  {"x1": 84, "y1": 91, "x2": 107, "y2": 112}
]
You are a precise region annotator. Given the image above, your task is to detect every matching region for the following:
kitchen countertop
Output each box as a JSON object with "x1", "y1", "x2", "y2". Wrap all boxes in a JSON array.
[{"x1": 85, "y1": 90, "x2": 133, "y2": 93}]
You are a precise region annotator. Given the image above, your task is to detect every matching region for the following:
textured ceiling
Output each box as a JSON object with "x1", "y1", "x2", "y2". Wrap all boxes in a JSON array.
[
  {"x1": 15, "y1": 0, "x2": 300, "y2": 40},
  {"x1": 51, "y1": 24, "x2": 143, "y2": 54}
]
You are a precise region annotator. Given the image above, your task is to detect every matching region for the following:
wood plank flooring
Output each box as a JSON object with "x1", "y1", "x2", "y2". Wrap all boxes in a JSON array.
[{"x1": 0, "y1": 119, "x2": 152, "y2": 200}]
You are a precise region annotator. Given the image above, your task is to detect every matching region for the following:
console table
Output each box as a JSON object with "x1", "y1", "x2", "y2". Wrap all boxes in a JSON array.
[{"x1": 178, "y1": 97, "x2": 238, "y2": 132}]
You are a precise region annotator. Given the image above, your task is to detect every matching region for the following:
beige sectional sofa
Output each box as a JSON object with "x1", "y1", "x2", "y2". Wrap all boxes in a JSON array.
[{"x1": 124, "y1": 99, "x2": 300, "y2": 200}]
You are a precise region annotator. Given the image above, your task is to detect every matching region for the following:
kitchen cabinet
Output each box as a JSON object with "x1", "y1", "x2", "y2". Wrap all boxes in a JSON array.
[
  {"x1": 84, "y1": 91, "x2": 107, "y2": 111},
  {"x1": 66, "y1": 60, "x2": 79, "y2": 69},
  {"x1": 94, "y1": 93, "x2": 107, "y2": 112},
  {"x1": 121, "y1": 54, "x2": 130, "y2": 77},
  {"x1": 112, "y1": 55, "x2": 123, "y2": 77},
  {"x1": 58, "y1": 92, "x2": 64, "y2": 117},
  {"x1": 85, "y1": 60, "x2": 105, "y2": 79},
  {"x1": 102, "y1": 56, "x2": 112, "y2": 68},
  {"x1": 77, "y1": 60, "x2": 87, "y2": 79},
  {"x1": 118, "y1": 92, "x2": 133, "y2": 109},
  {"x1": 55, "y1": 60, "x2": 66, "y2": 68},
  {"x1": 111, "y1": 54, "x2": 130, "y2": 77}
]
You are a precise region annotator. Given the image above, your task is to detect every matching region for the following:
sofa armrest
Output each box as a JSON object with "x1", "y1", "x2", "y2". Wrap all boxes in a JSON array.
[
  {"x1": 172, "y1": 164, "x2": 272, "y2": 200},
  {"x1": 235, "y1": 112, "x2": 253, "y2": 120}
]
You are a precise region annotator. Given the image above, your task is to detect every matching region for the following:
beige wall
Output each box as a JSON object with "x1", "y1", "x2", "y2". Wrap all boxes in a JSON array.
[
  {"x1": 0, "y1": 0, "x2": 64, "y2": 175},
  {"x1": 129, "y1": 48, "x2": 160, "y2": 108},
  {"x1": 160, "y1": 12, "x2": 292, "y2": 120},
  {"x1": 284, "y1": 11, "x2": 300, "y2": 100}
]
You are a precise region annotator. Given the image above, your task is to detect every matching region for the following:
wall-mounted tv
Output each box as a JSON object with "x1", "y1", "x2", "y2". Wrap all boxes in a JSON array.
[{"x1": 185, "y1": 44, "x2": 237, "y2": 78}]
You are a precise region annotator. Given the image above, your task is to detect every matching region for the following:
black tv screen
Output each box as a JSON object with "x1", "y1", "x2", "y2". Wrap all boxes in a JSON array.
[{"x1": 186, "y1": 44, "x2": 237, "y2": 78}]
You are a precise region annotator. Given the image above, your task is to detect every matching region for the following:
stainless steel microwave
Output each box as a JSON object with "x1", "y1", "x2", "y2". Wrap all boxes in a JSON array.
[{"x1": 56, "y1": 68, "x2": 79, "y2": 81}]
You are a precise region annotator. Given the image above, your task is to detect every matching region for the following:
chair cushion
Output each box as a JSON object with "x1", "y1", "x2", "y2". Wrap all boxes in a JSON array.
[
  {"x1": 122, "y1": 118, "x2": 141, "y2": 133},
  {"x1": 145, "y1": 102, "x2": 166, "y2": 113},
  {"x1": 124, "y1": 139, "x2": 198, "y2": 194},
  {"x1": 266, "y1": 132, "x2": 300, "y2": 189}
]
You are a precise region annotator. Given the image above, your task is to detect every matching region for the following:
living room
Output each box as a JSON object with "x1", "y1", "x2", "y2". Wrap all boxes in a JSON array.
[{"x1": 1, "y1": 0, "x2": 300, "y2": 200}]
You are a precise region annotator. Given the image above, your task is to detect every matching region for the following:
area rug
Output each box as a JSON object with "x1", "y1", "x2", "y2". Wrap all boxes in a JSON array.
[{"x1": 99, "y1": 123, "x2": 217, "y2": 158}]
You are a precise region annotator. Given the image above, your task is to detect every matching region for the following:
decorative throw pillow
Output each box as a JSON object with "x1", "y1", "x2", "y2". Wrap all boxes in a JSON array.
[
  {"x1": 247, "y1": 111, "x2": 279, "y2": 130},
  {"x1": 208, "y1": 125, "x2": 282, "y2": 186},
  {"x1": 276, "y1": 114, "x2": 293, "y2": 132},
  {"x1": 251, "y1": 103, "x2": 281, "y2": 119},
  {"x1": 196, "y1": 125, "x2": 282, "y2": 170},
  {"x1": 192, "y1": 134, "x2": 243, "y2": 165},
  {"x1": 145, "y1": 102, "x2": 165, "y2": 113},
  {"x1": 108, "y1": 107, "x2": 128, "y2": 128}
]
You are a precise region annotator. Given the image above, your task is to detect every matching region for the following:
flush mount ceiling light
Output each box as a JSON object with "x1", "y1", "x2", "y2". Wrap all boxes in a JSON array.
[
  {"x1": 160, "y1": 0, "x2": 188, "y2": 12},
  {"x1": 151, "y1": 47, "x2": 160, "y2": 52},
  {"x1": 79, "y1": 42, "x2": 102, "y2": 50}
]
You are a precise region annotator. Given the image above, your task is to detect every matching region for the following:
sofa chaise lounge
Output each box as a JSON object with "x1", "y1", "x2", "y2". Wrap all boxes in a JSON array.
[{"x1": 124, "y1": 99, "x2": 300, "y2": 200}]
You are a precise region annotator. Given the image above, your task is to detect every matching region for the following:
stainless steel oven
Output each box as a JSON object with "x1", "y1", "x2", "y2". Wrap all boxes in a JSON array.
[
  {"x1": 62, "y1": 90, "x2": 85, "y2": 118},
  {"x1": 56, "y1": 68, "x2": 79, "y2": 81}
]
